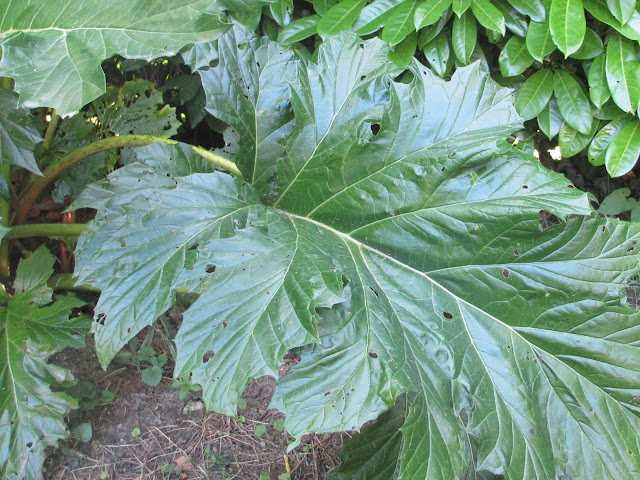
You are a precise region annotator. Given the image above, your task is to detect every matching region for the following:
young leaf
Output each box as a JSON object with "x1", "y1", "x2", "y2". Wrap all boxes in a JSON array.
[
  {"x1": 588, "y1": 114, "x2": 632, "y2": 165},
  {"x1": 451, "y1": 10, "x2": 477, "y2": 64},
  {"x1": 0, "y1": 246, "x2": 89, "y2": 479},
  {"x1": 277, "y1": 15, "x2": 320, "y2": 45},
  {"x1": 382, "y1": 0, "x2": 418, "y2": 46},
  {"x1": 605, "y1": 32, "x2": 640, "y2": 113},
  {"x1": 570, "y1": 27, "x2": 604, "y2": 59},
  {"x1": 553, "y1": 70, "x2": 593, "y2": 134},
  {"x1": 0, "y1": 90, "x2": 43, "y2": 175},
  {"x1": 75, "y1": 27, "x2": 640, "y2": 479},
  {"x1": 549, "y1": 0, "x2": 586, "y2": 56},
  {"x1": 0, "y1": 0, "x2": 228, "y2": 116},
  {"x1": 515, "y1": 69, "x2": 554, "y2": 120},
  {"x1": 498, "y1": 35, "x2": 535, "y2": 77},
  {"x1": 354, "y1": 0, "x2": 403, "y2": 35},
  {"x1": 605, "y1": 117, "x2": 640, "y2": 176},
  {"x1": 607, "y1": 0, "x2": 635, "y2": 25},
  {"x1": 588, "y1": 53, "x2": 612, "y2": 108},
  {"x1": 538, "y1": 97, "x2": 564, "y2": 139},
  {"x1": 93, "y1": 80, "x2": 179, "y2": 138},
  {"x1": 317, "y1": 0, "x2": 368, "y2": 39},
  {"x1": 598, "y1": 187, "x2": 637, "y2": 215},
  {"x1": 471, "y1": 0, "x2": 506, "y2": 34},
  {"x1": 526, "y1": 20, "x2": 556, "y2": 61},
  {"x1": 415, "y1": 0, "x2": 452, "y2": 29},
  {"x1": 506, "y1": 0, "x2": 547, "y2": 22},
  {"x1": 200, "y1": 24, "x2": 298, "y2": 192},
  {"x1": 452, "y1": 0, "x2": 472, "y2": 16},
  {"x1": 558, "y1": 117, "x2": 598, "y2": 156}
]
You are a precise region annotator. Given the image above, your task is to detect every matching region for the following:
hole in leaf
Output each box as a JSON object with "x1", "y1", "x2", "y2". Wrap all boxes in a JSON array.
[
  {"x1": 443, "y1": 311, "x2": 453, "y2": 319},
  {"x1": 502, "y1": 269, "x2": 510, "y2": 278},
  {"x1": 522, "y1": 185, "x2": 529, "y2": 189},
  {"x1": 624, "y1": 275, "x2": 640, "y2": 309},
  {"x1": 514, "y1": 249, "x2": 521, "y2": 256},
  {"x1": 368, "y1": 352, "x2": 379, "y2": 358},
  {"x1": 187, "y1": 244, "x2": 199, "y2": 251},
  {"x1": 360, "y1": 75, "x2": 366, "y2": 81},
  {"x1": 539, "y1": 210, "x2": 562, "y2": 231},
  {"x1": 26, "y1": 442, "x2": 32, "y2": 448},
  {"x1": 96, "y1": 313, "x2": 106, "y2": 325},
  {"x1": 206, "y1": 265, "x2": 216, "y2": 273},
  {"x1": 202, "y1": 351, "x2": 215, "y2": 363},
  {"x1": 601, "y1": 225, "x2": 606, "y2": 232},
  {"x1": 370, "y1": 123, "x2": 380, "y2": 136},
  {"x1": 368, "y1": 286, "x2": 379, "y2": 297},
  {"x1": 324, "y1": 391, "x2": 331, "y2": 396}
]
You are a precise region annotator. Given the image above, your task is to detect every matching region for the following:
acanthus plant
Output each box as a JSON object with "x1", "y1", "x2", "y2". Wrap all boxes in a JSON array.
[
  {"x1": 0, "y1": 4, "x2": 638, "y2": 480},
  {"x1": 76, "y1": 25, "x2": 640, "y2": 478}
]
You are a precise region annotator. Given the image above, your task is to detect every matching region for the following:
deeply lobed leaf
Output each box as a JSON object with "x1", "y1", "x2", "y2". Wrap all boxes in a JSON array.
[
  {"x1": 74, "y1": 27, "x2": 640, "y2": 479},
  {"x1": 0, "y1": 0, "x2": 228, "y2": 116},
  {"x1": 0, "y1": 247, "x2": 89, "y2": 479}
]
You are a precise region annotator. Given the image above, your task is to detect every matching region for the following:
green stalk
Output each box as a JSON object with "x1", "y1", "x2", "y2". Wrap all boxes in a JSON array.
[
  {"x1": 17, "y1": 134, "x2": 241, "y2": 224},
  {"x1": 0, "y1": 162, "x2": 10, "y2": 283},
  {"x1": 42, "y1": 111, "x2": 60, "y2": 150},
  {"x1": 7, "y1": 223, "x2": 88, "y2": 239}
]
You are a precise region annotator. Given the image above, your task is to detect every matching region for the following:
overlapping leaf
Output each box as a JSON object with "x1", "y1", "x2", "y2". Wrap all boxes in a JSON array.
[
  {"x1": 0, "y1": 91, "x2": 42, "y2": 175},
  {"x1": 0, "y1": 0, "x2": 228, "y2": 116},
  {"x1": 0, "y1": 247, "x2": 89, "y2": 479},
  {"x1": 74, "y1": 28, "x2": 640, "y2": 479}
]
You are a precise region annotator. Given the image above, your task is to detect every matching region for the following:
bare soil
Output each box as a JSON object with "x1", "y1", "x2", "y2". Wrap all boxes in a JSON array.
[{"x1": 43, "y1": 337, "x2": 347, "y2": 480}]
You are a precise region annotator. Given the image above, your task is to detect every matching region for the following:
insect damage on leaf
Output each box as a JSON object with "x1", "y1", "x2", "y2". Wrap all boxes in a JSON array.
[{"x1": 74, "y1": 24, "x2": 640, "y2": 480}]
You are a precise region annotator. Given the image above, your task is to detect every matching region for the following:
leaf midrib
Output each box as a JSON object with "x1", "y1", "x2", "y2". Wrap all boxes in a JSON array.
[{"x1": 288, "y1": 211, "x2": 632, "y2": 412}]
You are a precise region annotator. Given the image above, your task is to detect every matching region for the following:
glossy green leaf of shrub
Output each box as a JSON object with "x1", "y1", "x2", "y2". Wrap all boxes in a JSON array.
[
  {"x1": 0, "y1": 0, "x2": 228, "y2": 116},
  {"x1": 74, "y1": 26, "x2": 640, "y2": 479},
  {"x1": 0, "y1": 247, "x2": 89, "y2": 479}
]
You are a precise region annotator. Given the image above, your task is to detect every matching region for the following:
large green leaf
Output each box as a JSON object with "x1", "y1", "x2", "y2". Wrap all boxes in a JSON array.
[
  {"x1": 382, "y1": 0, "x2": 418, "y2": 45},
  {"x1": 537, "y1": 97, "x2": 563, "y2": 139},
  {"x1": 415, "y1": 0, "x2": 452, "y2": 29},
  {"x1": 0, "y1": 90, "x2": 42, "y2": 175},
  {"x1": 588, "y1": 53, "x2": 612, "y2": 108},
  {"x1": 526, "y1": 19, "x2": 556, "y2": 61},
  {"x1": 558, "y1": 116, "x2": 599, "y2": 156},
  {"x1": 553, "y1": 70, "x2": 593, "y2": 134},
  {"x1": 506, "y1": 0, "x2": 546, "y2": 22},
  {"x1": 75, "y1": 28, "x2": 640, "y2": 479},
  {"x1": 471, "y1": 0, "x2": 506, "y2": 34},
  {"x1": 0, "y1": 247, "x2": 89, "y2": 479},
  {"x1": 198, "y1": 24, "x2": 298, "y2": 193},
  {"x1": 0, "y1": 0, "x2": 228, "y2": 116},
  {"x1": 354, "y1": 0, "x2": 404, "y2": 35},
  {"x1": 584, "y1": 0, "x2": 640, "y2": 41},
  {"x1": 452, "y1": 10, "x2": 477, "y2": 64},
  {"x1": 317, "y1": 0, "x2": 368, "y2": 39},
  {"x1": 605, "y1": 117, "x2": 640, "y2": 176},
  {"x1": 549, "y1": 0, "x2": 586, "y2": 56},
  {"x1": 515, "y1": 69, "x2": 554, "y2": 120},
  {"x1": 588, "y1": 114, "x2": 633, "y2": 165},
  {"x1": 498, "y1": 35, "x2": 535, "y2": 77},
  {"x1": 605, "y1": 32, "x2": 640, "y2": 113},
  {"x1": 607, "y1": 0, "x2": 635, "y2": 25}
]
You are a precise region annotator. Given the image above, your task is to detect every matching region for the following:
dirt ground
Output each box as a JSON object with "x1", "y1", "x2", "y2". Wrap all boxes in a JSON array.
[{"x1": 43, "y1": 334, "x2": 347, "y2": 480}]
